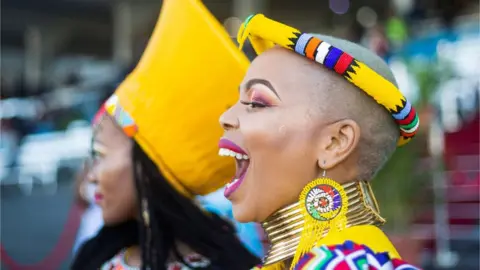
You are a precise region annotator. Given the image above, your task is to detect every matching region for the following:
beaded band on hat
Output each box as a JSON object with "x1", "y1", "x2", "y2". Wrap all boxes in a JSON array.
[{"x1": 237, "y1": 14, "x2": 419, "y2": 146}]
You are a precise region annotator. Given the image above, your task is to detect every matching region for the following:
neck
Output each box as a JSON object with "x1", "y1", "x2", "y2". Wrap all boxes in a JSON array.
[
  {"x1": 260, "y1": 181, "x2": 385, "y2": 266},
  {"x1": 124, "y1": 245, "x2": 141, "y2": 267}
]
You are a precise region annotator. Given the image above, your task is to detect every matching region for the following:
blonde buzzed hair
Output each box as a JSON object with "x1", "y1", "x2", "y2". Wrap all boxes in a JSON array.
[{"x1": 310, "y1": 34, "x2": 400, "y2": 181}]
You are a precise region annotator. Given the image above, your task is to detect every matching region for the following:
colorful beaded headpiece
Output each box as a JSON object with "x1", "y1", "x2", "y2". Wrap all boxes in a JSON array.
[
  {"x1": 237, "y1": 14, "x2": 419, "y2": 146},
  {"x1": 92, "y1": 105, "x2": 106, "y2": 128},
  {"x1": 95, "y1": 0, "x2": 249, "y2": 197}
]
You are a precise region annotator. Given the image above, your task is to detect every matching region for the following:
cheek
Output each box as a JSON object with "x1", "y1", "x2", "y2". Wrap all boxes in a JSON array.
[
  {"x1": 241, "y1": 111, "x2": 318, "y2": 214},
  {"x1": 241, "y1": 113, "x2": 287, "y2": 150},
  {"x1": 97, "y1": 158, "x2": 136, "y2": 223},
  {"x1": 242, "y1": 110, "x2": 315, "y2": 160},
  {"x1": 98, "y1": 159, "x2": 132, "y2": 189}
]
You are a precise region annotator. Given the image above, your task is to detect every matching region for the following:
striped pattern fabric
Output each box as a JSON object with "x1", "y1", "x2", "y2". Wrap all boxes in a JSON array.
[
  {"x1": 293, "y1": 241, "x2": 420, "y2": 270},
  {"x1": 104, "y1": 94, "x2": 138, "y2": 137},
  {"x1": 252, "y1": 241, "x2": 420, "y2": 270}
]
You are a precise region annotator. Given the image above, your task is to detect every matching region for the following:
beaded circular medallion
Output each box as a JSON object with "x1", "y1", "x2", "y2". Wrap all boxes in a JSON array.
[{"x1": 304, "y1": 181, "x2": 345, "y2": 221}]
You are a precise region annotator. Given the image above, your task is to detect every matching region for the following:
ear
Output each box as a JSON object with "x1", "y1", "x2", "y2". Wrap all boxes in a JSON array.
[{"x1": 315, "y1": 119, "x2": 361, "y2": 170}]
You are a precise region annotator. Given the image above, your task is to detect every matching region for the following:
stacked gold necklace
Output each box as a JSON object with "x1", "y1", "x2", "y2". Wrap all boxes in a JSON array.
[{"x1": 260, "y1": 181, "x2": 385, "y2": 266}]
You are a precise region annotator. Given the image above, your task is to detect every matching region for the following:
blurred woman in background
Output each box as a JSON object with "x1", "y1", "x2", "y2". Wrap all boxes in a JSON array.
[
  {"x1": 71, "y1": 0, "x2": 259, "y2": 269},
  {"x1": 72, "y1": 161, "x2": 103, "y2": 255}
]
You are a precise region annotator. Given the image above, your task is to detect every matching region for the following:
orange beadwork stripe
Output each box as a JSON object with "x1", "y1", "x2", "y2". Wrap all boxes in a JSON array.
[{"x1": 305, "y1": 38, "x2": 321, "y2": 60}]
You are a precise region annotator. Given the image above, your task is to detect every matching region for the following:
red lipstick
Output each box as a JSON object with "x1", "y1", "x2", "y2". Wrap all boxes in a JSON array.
[
  {"x1": 94, "y1": 192, "x2": 103, "y2": 203},
  {"x1": 218, "y1": 138, "x2": 250, "y2": 198},
  {"x1": 218, "y1": 138, "x2": 247, "y2": 155}
]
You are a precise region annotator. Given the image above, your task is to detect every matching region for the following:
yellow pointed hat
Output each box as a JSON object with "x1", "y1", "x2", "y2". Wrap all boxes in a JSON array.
[{"x1": 104, "y1": 0, "x2": 249, "y2": 197}]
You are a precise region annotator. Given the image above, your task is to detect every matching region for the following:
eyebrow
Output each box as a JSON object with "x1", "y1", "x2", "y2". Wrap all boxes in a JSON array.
[{"x1": 241, "y1": 78, "x2": 281, "y2": 100}]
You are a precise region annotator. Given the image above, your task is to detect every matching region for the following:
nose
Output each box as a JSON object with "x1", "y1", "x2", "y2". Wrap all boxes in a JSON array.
[
  {"x1": 86, "y1": 169, "x2": 97, "y2": 184},
  {"x1": 219, "y1": 104, "x2": 240, "y2": 131},
  {"x1": 83, "y1": 159, "x2": 98, "y2": 184}
]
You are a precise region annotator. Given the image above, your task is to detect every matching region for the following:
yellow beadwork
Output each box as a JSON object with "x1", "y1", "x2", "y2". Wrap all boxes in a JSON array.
[{"x1": 291, "y1": 178, "x2": 348, "y2": 268}]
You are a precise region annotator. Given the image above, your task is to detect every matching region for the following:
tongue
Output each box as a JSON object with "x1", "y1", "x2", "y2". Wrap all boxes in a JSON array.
[{"x1": 234, "y1": 160, "x2": 249, "y2": 180}]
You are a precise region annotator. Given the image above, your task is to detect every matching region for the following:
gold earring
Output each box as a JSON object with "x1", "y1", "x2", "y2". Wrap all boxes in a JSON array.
[
  {"x1": 291, "y1": 169, "x2": 348, "y2": 267},
  {"x1": 142, "y1": 198, "x2": 150, "y2": 227}
]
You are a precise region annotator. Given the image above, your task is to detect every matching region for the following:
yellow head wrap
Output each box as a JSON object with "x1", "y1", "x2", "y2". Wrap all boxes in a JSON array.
[{"x1": 104, "y1": 0, "x2": 249, "y2": 197}]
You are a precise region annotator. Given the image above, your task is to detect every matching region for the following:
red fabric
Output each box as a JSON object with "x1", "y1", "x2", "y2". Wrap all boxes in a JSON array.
[
  {"x1": 0, "y1": 204, "x2": 84, "y2": 270},
  {"x1": 444, "y1": 114, "x2": 480, "y2": 170}
]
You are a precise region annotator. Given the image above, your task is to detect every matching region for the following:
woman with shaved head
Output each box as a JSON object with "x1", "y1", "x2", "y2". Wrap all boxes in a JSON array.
[{"x1": 218, "y1": 14, "x2": 421, "y2": 270}]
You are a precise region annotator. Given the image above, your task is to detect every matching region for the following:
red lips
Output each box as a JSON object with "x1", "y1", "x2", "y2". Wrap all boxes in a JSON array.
[
  {"x1": 218, "y1": 138, "x2": 247, "y2": 155},
  {"x1": 94, "y1": 192, "x2": 103, "y2": 203}
]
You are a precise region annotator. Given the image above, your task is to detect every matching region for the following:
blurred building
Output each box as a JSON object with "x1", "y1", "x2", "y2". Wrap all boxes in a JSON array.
[{"x1": 7, "y1": 0, "x2": 479, "y2": 97}]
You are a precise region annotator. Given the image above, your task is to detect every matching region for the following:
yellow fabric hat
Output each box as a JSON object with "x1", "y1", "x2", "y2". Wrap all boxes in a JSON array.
[{"x1": 105, "y1": 0, "x2": 249, "y2": 197}]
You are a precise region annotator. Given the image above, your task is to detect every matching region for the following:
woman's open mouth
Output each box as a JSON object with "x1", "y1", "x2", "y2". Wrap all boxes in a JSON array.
[{"x1": 218, "y1": 138, "x2": 250, "y2": 198}]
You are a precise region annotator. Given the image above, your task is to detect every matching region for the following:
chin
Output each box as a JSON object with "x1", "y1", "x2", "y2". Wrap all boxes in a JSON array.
[
  {"x1": 102, "y1": 213, "x2": 121, "y2": 226},
  {"x1": 102, "y1": 216, "x2": 114, "y2": 226},
  {"x1": 231, "y1": 202, "x2": 256, "y2": 223}
]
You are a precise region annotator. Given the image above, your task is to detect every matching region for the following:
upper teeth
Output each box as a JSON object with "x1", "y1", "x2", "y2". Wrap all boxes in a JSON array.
[{"x1": 218, "y1": 148, "x2": 249, "y2": 160}]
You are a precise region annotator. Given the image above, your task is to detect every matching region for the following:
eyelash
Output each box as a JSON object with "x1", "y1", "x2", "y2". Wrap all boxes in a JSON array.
[
  {"x1": 240, "y1": 101, "x2": 267, "y2": 109},
  {"x1": 90, "y1": 150, "x2": 102, "y2": 161}
]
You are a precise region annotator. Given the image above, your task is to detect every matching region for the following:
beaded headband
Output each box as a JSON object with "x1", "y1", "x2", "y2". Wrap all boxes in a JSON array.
[
  {"x1": 92, "y1": 105, "x2": 106, "y2": 127},
  {"x1": 237, "y1": 14, "x2": 419, "y2": 146}
]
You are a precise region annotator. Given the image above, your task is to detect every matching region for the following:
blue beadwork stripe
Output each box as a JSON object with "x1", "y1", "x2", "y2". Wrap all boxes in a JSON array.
[
  {"x1": 392, "y1": 101, "x2": 411, "y2": 120},
  {"x1": 324, "y1": 47, "x2": 342, "y2": 70},
  {"x1": 295, "y1": 34, "x2": 313, "y2": 56}
]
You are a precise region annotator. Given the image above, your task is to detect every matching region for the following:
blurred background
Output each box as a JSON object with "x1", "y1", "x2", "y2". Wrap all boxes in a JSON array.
[{"x1": 1, "y1": 0, "x2": 479, "y2": 269}]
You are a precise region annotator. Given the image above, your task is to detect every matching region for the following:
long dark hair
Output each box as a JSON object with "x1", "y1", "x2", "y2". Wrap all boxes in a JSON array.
[{"x1": 71, "y1": 141, "x2": 260, "y2": 270}]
